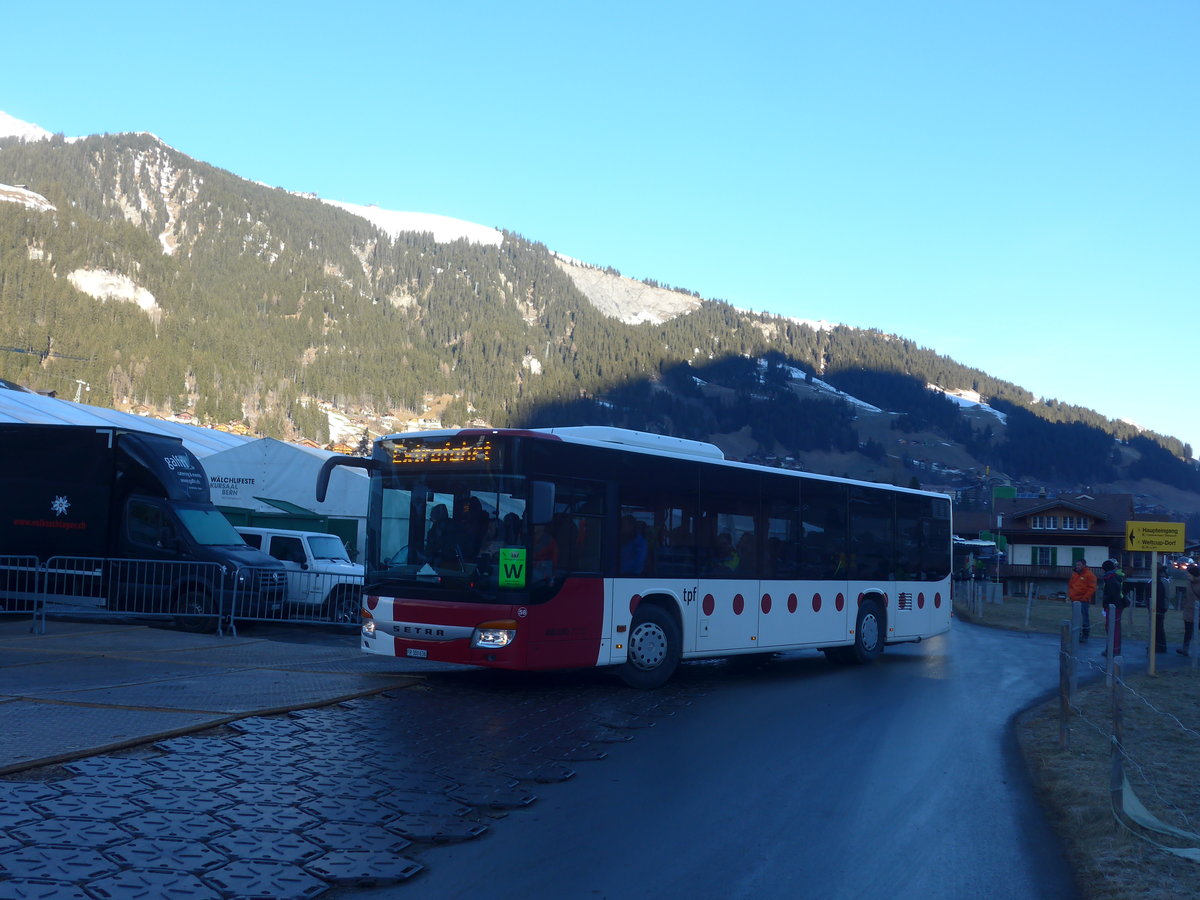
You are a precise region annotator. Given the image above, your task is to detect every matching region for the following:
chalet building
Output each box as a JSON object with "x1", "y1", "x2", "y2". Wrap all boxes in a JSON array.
[{"x1": 993, "y1": 493, "x2": 1173, "y2": 602}]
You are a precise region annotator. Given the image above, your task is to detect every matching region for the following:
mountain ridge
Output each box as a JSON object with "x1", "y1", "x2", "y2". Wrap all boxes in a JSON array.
[{"x1": 1, "y1": 111, "x2": 1197, "y2": 526}]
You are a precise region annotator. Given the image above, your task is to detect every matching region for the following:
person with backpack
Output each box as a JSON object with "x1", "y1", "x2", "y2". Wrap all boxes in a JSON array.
[{"x1": 1100, "y1": 558, "x2": 1127, "y2": 657}]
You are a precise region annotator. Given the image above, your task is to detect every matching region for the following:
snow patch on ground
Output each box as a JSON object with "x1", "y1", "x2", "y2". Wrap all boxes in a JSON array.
[
  {"x1": 0, "y1": 183, "x2": 55, "y2": 213},
  {"x1": 321, "y1": 200, "x2": 503, "y2": 246},
  {"x1": 67, "y1": 269, "x2": 161, "y2": 317},
  {"x1": 929, "y1": 384, "x2": 1007, "y2": 423},
  {"x1": 810, "y1": 377, "x2": 882, "y2": 412},
  {"x1": 553, "y1": 256, "x2": 702, "y2": 325},
  {"x1": 0, "y1": 111, "x2": 51, "y2": 142}
]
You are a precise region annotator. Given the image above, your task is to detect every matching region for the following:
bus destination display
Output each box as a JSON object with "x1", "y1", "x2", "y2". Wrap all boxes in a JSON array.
[{"x1": 386, "y1": 436, "x2": 495, "y2": 466}]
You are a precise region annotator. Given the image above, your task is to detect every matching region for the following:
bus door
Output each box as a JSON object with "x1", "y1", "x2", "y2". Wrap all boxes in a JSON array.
[
  {"x1": 788, "y1": 479, "x2": 851, "y2": 647},
  {"x1": 615, "y1": 500, "x2": 699, "y2": 656},
  {"x1": 887, "y1": 494, "x2": 952, "y2": 639},
  {"x1": 759, "y1": 487, "x2": 805, "y2": 648},
  {"x1": 695, "y1": 468, "x2": 760, "y2": 652}
]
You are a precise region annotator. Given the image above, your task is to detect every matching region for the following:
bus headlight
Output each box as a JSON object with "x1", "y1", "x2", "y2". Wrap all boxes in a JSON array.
[
  {"x1": 473, "y1": 620, "x2": 517, "y2": 649},
  {"x1": 362, "y1": 617, "x2": 376, "y2": 636}
]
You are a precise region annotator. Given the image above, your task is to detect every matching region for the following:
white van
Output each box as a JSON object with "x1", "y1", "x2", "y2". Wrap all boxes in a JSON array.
[{"x1": 235, "y1": 527, "x2": 363, "y2": 623}]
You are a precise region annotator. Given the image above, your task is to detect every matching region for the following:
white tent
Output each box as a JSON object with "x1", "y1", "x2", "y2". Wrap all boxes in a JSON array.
[
  {"x1": 0, "y1": 383, "x2": 252, "y2": 458},
  {"x1": 200, "y1": 437, "x2": 368, "y2": 556},
  {"x1": 0, "y1": 384, "x2": 368, "y2": 554}
]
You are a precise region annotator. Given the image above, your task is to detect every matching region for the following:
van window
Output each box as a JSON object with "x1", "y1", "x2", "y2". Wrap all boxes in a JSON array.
[{"x1": 128, "y1": 500, "x2": 166, "y2": 548}]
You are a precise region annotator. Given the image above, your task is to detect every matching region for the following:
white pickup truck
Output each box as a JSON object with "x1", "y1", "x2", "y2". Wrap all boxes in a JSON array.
[{"x1": 236, "y1": 527, "x2": 363, "y2": 623}]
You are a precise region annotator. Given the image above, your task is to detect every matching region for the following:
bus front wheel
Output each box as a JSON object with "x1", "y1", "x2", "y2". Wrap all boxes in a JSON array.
[{"x1": 619, "y1": 605, "x2": 681, "y2": 689}]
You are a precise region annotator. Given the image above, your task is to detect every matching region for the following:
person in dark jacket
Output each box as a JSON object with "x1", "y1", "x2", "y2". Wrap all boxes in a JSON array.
[
  {"x1": 1154, "y1": 564, "x2": 1171, "y2": 653},
  {"x1": 1100, "y1": 558, "x2": 1127, "y2": 656},
  {"x1": 1179, "y1": 564, "x2": 1200, "y2": 655}
]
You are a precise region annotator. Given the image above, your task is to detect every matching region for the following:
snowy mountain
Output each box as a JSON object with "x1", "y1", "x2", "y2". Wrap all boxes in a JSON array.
[
  {"x1": 0, "y1": 112, "x2": 757, "y2": 330},
  {"x1": 0, "y1": 111, "x2": 51, "y2": 142},
  {"x1": 3, "y1": 109, "x2": 1197, "y2": 513},
  {"x1": 320, "y1": 199, "x2": 502, "y2": 247}
]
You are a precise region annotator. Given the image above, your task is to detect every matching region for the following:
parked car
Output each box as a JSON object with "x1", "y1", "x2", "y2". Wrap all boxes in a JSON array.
[{"x1": 235, "y1": 527, "x2": 363, "y2": 622}]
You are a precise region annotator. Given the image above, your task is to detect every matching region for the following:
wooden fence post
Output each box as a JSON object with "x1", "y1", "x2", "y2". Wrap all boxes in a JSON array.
[
  {"x1": 1109, "y1": 657, "x2": 1124, "y2": 819},
  {"x1": 1058, "y1": 622, "x2": 1070, "y2": 750}
]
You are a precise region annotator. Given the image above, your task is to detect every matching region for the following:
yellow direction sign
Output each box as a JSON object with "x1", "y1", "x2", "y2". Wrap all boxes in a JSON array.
[{"x1": 1125, "y1": 521, "x2": 1185, "y2": 552}]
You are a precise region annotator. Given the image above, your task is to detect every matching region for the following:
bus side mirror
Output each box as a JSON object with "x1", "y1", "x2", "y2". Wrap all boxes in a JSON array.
[
  {"x1": 529, "y1": 481, "x2": 555, "y2": 526},
  {"x1": 317, "y1": 455, "x2": 375, "y2": 502}
]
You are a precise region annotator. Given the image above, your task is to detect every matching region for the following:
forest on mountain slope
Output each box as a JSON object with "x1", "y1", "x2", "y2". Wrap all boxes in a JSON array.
[{"x1": 0, "y1": 131, "x2": 1196, "y2": 498}]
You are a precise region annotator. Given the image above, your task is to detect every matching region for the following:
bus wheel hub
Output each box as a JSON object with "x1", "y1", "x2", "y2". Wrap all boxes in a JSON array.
[{"x1": 630, "y1": 622, "x2": 667, "y2": 670}]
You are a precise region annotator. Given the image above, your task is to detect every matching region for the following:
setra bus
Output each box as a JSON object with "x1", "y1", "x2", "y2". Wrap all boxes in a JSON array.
[{"x1": 317, "y1": 426, "x2": 953, "y2": 688}]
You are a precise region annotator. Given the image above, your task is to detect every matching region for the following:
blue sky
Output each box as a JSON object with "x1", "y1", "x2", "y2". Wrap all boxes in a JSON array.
[{"x1": 4, "y1": 1, "x2": 1198, "y2": 456}]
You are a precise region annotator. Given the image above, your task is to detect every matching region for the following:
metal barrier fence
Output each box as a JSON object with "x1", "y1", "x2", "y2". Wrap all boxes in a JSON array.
[
  {"x1": 0, "y1": 556, "x2": 43, "y2": 628},
  {"x1": 228, "y1": 566, "x2": 364, "y2": 627},
  {"x1": 0, "y1": 557, "x2": 363, "y2": 635}
]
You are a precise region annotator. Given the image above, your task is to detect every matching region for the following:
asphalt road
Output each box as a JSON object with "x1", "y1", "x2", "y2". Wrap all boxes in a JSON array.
[
  {"x1": 0, "y1": 618, "x2": 1082, "y2": 898},
  {"x1": 353, "y1": 620, "x2": 1080, "y2": 900}
]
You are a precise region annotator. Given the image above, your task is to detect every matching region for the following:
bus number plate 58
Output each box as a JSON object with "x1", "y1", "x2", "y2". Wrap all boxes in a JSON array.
[{"x1": 406, "y1": 648, "x2": 428, "y2": 659}]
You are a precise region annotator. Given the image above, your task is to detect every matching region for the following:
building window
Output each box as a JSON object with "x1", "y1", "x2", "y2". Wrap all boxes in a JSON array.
[
  {"x1": 1062, "y1": 516, "x2": 1090, "y2": 531},
  {"x1": 1032, "y1": 546, "x2": 1058, "y2": 566},
  {"x1": 1031, "y1": 515, "x2": 1059, "y2": 530}
]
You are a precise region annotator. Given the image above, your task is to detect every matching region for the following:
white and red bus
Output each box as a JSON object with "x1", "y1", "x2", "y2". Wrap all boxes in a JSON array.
[{"x1": 318, "y1": 426, "x2": 952, "y2": 688}]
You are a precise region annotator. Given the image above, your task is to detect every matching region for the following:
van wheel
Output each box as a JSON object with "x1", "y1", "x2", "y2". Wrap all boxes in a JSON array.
[
  {"x1": 174, "y1": 589, "x2": 218, "y2": 633},
  {"x1": 325, "y1": 585, "x2": 362, "y2": 624},
  {"x1": 619, "y1": 605, "x2": 681, "y2": 689}
]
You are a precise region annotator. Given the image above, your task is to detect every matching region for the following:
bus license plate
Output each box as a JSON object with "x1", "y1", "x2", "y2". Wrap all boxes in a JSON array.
[{"x1": 406, "y1": 648, "x2": 428, "y2": 659}]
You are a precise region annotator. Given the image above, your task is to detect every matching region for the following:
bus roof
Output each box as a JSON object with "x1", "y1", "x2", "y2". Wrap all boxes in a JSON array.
[
  {"x1": 378, "y1": 427, "x2": 949, "y2": 501},
  {"x1": 534, "y1": 426, "x2": 726, "y2": 460}
]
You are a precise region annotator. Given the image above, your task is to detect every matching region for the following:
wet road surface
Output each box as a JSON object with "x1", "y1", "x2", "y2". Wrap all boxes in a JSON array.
[{"x1": 0, "y1": 621, "x2": 1080, "y2": 899}]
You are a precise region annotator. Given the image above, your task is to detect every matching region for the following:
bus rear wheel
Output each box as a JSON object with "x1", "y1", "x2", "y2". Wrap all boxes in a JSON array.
[
  {"x1": 851, "y1": 597, "x2": 885, "y2": 664},
  {"x1": 619, "y1": 604, "x2": 681, "y2": 689}
]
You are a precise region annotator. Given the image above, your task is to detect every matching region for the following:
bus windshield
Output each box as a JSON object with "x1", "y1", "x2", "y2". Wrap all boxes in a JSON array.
[{"x1": 377, "y1": 471, "x2": 532, "y2": 593}]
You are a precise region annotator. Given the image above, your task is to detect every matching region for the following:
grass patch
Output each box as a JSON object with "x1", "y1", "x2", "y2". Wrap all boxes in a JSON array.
[{"x1": 960, "y1": 594, "x2": 1200, "y2": 898}]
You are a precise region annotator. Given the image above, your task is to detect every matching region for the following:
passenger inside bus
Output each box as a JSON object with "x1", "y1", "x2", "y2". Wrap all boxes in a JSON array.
[
  {"x1": 455, "y1": 496, "x2": 490, "y2": 561},
  {"x1": 425, "y1": 504, "x2": 457, "y2": 565},
  {"x1": 709, "y1": 533, "x2": 740, "y2": 573},
  {"x1": 619, "y1": 515, "x2": 648, "y2": 575}
]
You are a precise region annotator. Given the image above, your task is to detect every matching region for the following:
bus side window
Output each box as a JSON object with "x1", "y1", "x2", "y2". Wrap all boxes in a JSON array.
[
  {"x1": 764, "y1": 483, "x2": 802, "y2": 580},
  {"x1": 698, "y1": 467, "x2": 758, "y2": 579},
  {"x1": 800, "y1": 479, "x2": 848, "y2": 580},
  {"x1": 545, "y1": 478, "x2": 605, "y2": 575},
  {"x1": 573, "y1": 516, "x2": 603, "y2": 573},
  {"x1": 849, "y1": 486, "x2": 894, "y2": 581}
]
